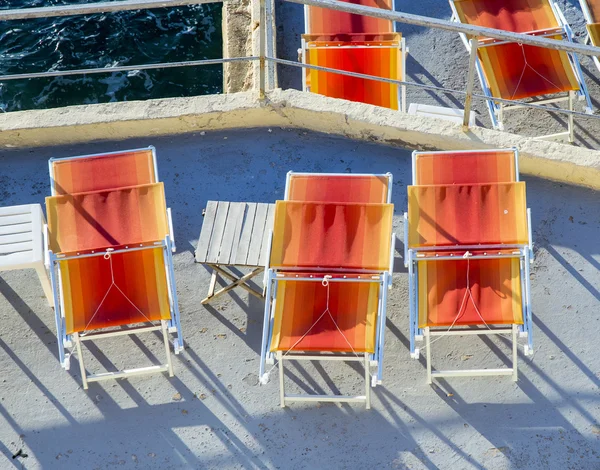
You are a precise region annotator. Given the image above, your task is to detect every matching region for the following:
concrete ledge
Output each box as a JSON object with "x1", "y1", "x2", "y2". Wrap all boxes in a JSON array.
[{"x1": 0, "y1": 89, "x2": 598, "y2": 189}]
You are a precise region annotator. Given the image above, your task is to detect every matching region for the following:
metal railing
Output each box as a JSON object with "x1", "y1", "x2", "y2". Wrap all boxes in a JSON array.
[{"x1": 1, "y1": 0, "x2": 600, "y2": 134}]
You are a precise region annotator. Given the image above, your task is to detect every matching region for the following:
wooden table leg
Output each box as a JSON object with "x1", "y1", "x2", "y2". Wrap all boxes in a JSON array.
[{"x1": 201, "y1": 266, "x2": 264, "y2": 304}]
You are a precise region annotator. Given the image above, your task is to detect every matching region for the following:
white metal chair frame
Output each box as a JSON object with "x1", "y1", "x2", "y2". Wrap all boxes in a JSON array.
[
  {"x1": 259, "y1": 172, "x2": 395, "y2": 408},
  {"x1": 449, "y1": 0, "x2": 593, "y2": 143},
  {"x1": 404, "y1": 149, "x2": 534, "y2": 383},
  {"x1": 45, "y1": 147, "x2": 183, "y2": 389},
  {"x1": 579, "y1": 0, "x2": 600, "y2": 72}
]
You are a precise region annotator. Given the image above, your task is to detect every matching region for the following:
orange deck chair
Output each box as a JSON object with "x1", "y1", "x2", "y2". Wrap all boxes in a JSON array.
[
  {"x1": 301, "y1": 0, "x2": 407, "y2": 111},
  {"x1": 404, "y1": 149, "x2": 534, "y2": 383},
  {"x1": 450, "y1": 0, "x2": 592, "y2": 142},
  {"x1": 46, "y1": 147, "x2": 182, "y2": 389},
  {"x1": 259, "y1": 172, "x2": 395, "y2": 408},
  {"x1": 579, "y1": 0, "x2": 600, "y2": 71}
]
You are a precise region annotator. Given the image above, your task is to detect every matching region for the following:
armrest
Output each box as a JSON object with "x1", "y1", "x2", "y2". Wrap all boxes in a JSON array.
[{"x1": 167, "y1": 208, "x2": 176, "y2": 253}]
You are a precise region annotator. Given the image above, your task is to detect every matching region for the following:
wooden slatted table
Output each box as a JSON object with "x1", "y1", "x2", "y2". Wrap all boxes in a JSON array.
[{"x1": 195, "y1": 201, "x2": 275, "y2": 304}]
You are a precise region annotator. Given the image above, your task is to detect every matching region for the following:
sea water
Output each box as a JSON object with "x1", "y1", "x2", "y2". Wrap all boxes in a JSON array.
[{"x1": 0, "y1": 1, "x2": 222, "y2": 112}]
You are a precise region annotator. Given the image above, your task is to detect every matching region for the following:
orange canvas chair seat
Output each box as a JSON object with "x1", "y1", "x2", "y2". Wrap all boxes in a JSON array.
[
  {"x1": 270, "y1": 200, "x2": 393, "y2": 271},
  {"x1": 287, "y1": 173, "x2": 391, "y2": 203},
  {"x1": 413, "y1": 150, "x2": 517, "y2": 185},
  {"x1": 60, "y1": 248, "x2": 171, "y2": 335},
  {"x1": 418, "y1": 257, "x2": 524, "y2": 327},
  {"x1": 270, "y1": 274, "x2": 379, "y2": 353},
  {"x1": 477, "y1": 40, "x2": 578, "y2": 100},
  {"x1": 50, "y1": 148, "x2": 156, "y2": 195},
  {"x1": 303, "y1": 33, "x2": 402, "y2": 110},
  {"x1": 45, "y1": 147, "x2": 182, "y2": 389},
  {"x1": 306, "y1": 0, "x2": 393, "y2": 35},
  {"x1": 261, "y1": 173, "x2": 394, "y2": 408},
  {"x1": 407, "y1": 183, "x2": 528, "y2": 248},
  {"x1": 46, "y1": 183, "x2": 169, "y2": 254},
  {"x1": 405, "y1": 149, "x2": 534, "y2": 383},
  {"x1": 579, "y1": 1, "x2": 600, "y2": 72}
]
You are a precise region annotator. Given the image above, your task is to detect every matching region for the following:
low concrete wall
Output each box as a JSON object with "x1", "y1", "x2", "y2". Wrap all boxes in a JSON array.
[{"x1": 0, "y1": 89, "x2": 598, "y2": 189}]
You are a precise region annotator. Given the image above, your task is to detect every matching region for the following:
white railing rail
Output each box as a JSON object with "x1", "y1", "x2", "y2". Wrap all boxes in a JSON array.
[{"x1": 1, "y1": 0, "x2": 600, "y2": 132}]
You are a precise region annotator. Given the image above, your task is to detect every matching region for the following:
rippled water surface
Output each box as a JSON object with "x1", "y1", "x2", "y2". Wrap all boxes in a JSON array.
[{"x1": 0, "y1": 0, "x2": 222, "y2": 112}]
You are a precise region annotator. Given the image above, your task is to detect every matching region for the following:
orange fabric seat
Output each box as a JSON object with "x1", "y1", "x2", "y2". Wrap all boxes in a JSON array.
[
  {"x1": 303, "y1": 33, "x2": 401, "y2": 109},
  {"x1": 453, "y1": 0, "x2": 579, "y2": 100},
  {"x1": 287, "y1": 173, "x2": 390, "y2": 202},
  {"x1": 50, "y1": 148, "x2": 156, "y2": 195},
  {"x1": 414, "y1": 150, "x2": 517, "y2": 185},
  {"x1": 270, "y1": 201, "x2": 393, "y2": 271},
  {"x1": 60, "y1": 248, "x2": 171, "y2": 334},
  {"x1": 270, "y1": 274, "x2": 379, "y2": 352},
  {"x1": 407, "y1": 183, "x2": 528, "y2": 248},
  {"x1": 418, "y1": 256, "x2": 524, "y2": 327},
  {"x1": 306, "y1": 0, "x2": 393, "y2": 35},
  {"x1": 46, "y1": 183, "x2": 169, "y2": 254}
]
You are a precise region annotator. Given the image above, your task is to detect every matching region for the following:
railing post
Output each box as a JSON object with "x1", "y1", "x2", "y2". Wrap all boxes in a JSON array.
[
  {"x1": 463, "y1": 37, "x2": 478, "y2": 131},
  {"x1": 259, "y1": 0, "x2": 266, "y2": 99}
]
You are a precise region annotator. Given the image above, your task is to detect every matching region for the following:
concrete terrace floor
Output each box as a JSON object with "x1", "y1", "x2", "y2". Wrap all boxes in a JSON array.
[
  {"x1": 0, "y1": 129, "x2": 598, "y2": 470},
  {"x1": 275, "y1": 0, "x2": 600, "y2": 150}
]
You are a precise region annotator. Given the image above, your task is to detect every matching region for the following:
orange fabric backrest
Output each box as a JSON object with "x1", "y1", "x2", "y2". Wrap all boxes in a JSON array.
[
  {"x1": 51, "y1": 148, "x2": 156, "y2": 195},
  {"x1": 413, "y1": 150, "x2": 517, "y2": 185},
  {"x1": 407, "y1": 182, "x2": 528, "y2": 247},
  {"x1": 306, "y1": 0, "x2": 393, "y2": 35},
  {"x1": 304, "y1": 34, "x2": 401, "y2": 109},
  {"x1": 287, "y1": 173, "x2": 390, "y2": 203},
  {"x1": 46, "y1": 183, "x2": 169, "y2": 254},
  {"x1": 270, "y1": 201, "x2": 393, "y2": 271},
  {"x1": 586, "y1": 0, "x2": 600, "y2": 22},
  {"x1": 60, "y1": 247, "x2": 171, "y2": 334},
  {"x1": 453, "y1": 0, "x2": 558, "y2": 32}
]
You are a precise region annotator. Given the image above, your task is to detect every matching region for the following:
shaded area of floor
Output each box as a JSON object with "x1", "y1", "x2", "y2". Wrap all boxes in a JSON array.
[{"x1": 0, "y1": 129, "x2": 598, "y2": 469}]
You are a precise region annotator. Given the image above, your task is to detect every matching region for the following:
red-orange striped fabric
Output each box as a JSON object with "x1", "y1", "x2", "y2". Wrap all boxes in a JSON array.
[
  {"x1": 270, "y1": 274, "x2": 379, "y2": 352},
  {"x1": 418, "y1": 257, "x2": 524, "y2": 327},
  {"x1": 270, "y1": 201, "x2": 393, "y2": 270},
  {"x1": 414, "y1": 151, "x2": 517, "y2": 185},
  {"x1": 407, "y1": 183, "x2": 528, "y2": 247},
  {"x1": 304, "y1": 34, "x2": 401, "y2": 109},
  {"x1": 46, "y1": 183, "x2": 169, "y2": 254},
  {"x1": 306, "y1": 0, "x2": 393, "y2": 35},
  {"x1": 60, "y1": 247, "x2": 171, "y2": 334},
  {"x1": 453, "y1": 0, "x2": 558, "y2": 32},
  {"x1": 477, "y1": 41, "x2": 579, "y2": 100},
  {"x1": 51, "y1": 149, "x2": 156, "y2": 195},
  {"x1": 288, "y1": 174, "x2": 389, "y2": 202}
]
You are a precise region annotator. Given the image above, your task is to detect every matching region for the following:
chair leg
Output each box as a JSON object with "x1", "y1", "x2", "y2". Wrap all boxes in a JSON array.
[
  {"x1": 425, "y1": 327, "x2": 432, "y2": 384},
  {"x1": 278, "y1": 351, "x2": 286, "y2": 408},
  {"x1": 364, "y1": 352, "x2": 371, "y2": 410},
  {"x1": 207, "y1": 268, "x2": 218, "y2": 298},
  {"x1": 74, "y1": 333, "x2": 88, "y2": 390},
  {"x1": 35, "y1": 263, "x2": 53, "y2": 306},
  {"x1": 568, "y1": 91, "x2": 575, "y2": 144},
  {"x1": 162, "y1": 320, "x2": 174, "y2": 377},
  {"x1": 512, "y1": 324, "x2": 518, "y2": 382}
]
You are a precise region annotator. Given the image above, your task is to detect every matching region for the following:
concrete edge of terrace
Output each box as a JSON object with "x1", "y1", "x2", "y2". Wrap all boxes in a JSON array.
[{"x1": 0, "y1": 88, "x2": 598, "y2": 190}]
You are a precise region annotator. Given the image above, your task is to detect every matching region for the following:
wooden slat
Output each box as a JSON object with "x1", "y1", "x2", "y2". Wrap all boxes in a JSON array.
[
  {"x1": 0, "y1": 213, "x2": 31, "y2": 226},
  {"x1": 0, "y1": 232, "x2": 33, "y2": 245},
  {"x1": 246, "y1": 203, "x2": 269, "y2": 266},
  {"x1": 234, "y1": 203, "x2": 257, "y2": 265},
  {"x1": 229, "y1": 203, "x2": 247, "y2": 263},
  {"x1": 195, "y1": 201, "x2": 218, "y2": 263},
  {"x1": 217, "y1": 202, "x2": 245, "y2": 264},
  {"x1": 0, "y1": 222, "x2": 32, "y2": 236},
  {"x1": 0, "y1": 204, "x2": 34, "y2": 217},
  {"x1": 0, "y1": 241, "x2": 33, "y2": 254},
  {"x1": 206, "y1": 202, "x2": 230, "y2": 264},
  {"x1": 258, "y1": 204, "x2": 276, "y2": 266},
  {"x1": 0, "y1": 251, "x2": 35, "y2": 270}
]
